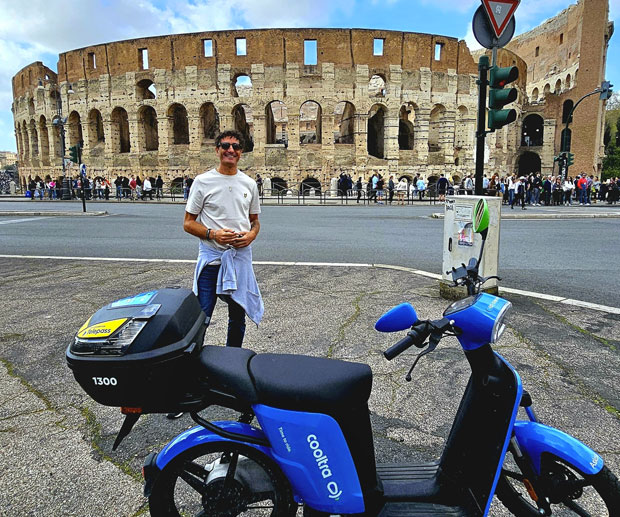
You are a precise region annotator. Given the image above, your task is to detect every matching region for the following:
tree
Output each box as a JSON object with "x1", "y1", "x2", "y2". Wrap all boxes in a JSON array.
[{"x1": 607, "y1": 92, "x2": 620, "y2": 111}]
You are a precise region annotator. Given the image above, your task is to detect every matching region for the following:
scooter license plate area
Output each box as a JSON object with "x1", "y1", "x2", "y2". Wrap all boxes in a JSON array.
[{"x1": 253, "y1": 404, "x2": 365, "y2": 514}]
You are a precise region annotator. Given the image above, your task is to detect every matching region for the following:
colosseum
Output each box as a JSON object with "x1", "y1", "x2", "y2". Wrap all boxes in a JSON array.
[{"x1": 11, "y1": 0, "x2": 612, "y2": 193}]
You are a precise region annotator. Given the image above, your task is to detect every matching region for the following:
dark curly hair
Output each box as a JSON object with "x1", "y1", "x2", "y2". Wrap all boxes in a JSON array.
[{"x1": 215, "y1": 130, "x2": 245, "y2": 150}]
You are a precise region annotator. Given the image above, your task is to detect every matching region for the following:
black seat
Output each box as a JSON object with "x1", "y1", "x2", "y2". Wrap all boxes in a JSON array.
[
  {"x1": 199, "y1": 345, "x2": 258, "y2": 403},
  {"x1": 249, "y1": 353, "x2": 372, "y2": 413}
]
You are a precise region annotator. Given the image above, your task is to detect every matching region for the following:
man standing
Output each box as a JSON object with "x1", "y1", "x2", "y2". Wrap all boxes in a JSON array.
[
  {"x1": 155, "y1": 175, "x2": 164, "y2": 199},
  {"x1": 142, "y1": 176, "x2": 153, "y2": 200},
  {"x1": 183, "y1": 129, "x2": 263, "y2": 350}
]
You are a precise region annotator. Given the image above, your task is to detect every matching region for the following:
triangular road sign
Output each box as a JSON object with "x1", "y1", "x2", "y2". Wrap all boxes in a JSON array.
[{"x1": 481, "y1": 0, "x2": 520, "y2": 39}]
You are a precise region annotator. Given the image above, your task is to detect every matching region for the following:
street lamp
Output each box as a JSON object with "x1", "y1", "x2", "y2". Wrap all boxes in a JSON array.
[{"x1": 40, "y1": 79, "x2": 74, "y2": 199}]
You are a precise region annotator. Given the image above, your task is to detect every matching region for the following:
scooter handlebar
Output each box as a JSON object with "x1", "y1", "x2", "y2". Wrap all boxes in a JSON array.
[{"x1": 384, "y1": 334, "x2": 415, "y2": 360}]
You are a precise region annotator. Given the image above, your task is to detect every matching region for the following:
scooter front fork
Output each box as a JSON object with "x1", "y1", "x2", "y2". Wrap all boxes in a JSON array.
[{"x1": 508, "y1": 437, "x2": 552, "y2": 515}]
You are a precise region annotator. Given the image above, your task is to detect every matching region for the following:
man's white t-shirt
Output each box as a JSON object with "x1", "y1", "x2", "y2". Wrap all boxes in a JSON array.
[{"x1": 186, "y1": 168, "x2": 261, "y2": 251}]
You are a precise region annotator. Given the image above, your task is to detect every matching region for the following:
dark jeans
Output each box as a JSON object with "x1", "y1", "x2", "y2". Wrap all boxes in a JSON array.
[{"x1": 197, "y1": 264, "x2": 246, "y2": 347}]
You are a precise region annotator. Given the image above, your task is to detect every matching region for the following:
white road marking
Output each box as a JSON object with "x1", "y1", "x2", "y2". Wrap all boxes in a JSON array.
[
  {"x1": 0, "y1": 254, "x2": 618, "y2": 315},
  {"x1": 0, "y1": 217, "x2": 51, "y2": 225}
]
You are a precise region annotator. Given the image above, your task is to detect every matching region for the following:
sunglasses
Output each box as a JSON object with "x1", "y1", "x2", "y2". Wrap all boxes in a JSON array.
[{"x1": 218, "y1": 142, "x2": 242, "y2": 151}]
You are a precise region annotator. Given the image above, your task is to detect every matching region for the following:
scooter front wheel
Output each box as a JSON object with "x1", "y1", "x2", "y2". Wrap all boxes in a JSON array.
[
  {"x1": 148, "y1": 441, "x2": 297, "y2": 517},
  {"x1": 496, "y1": 458, "x2": 620, "y2": 516}
]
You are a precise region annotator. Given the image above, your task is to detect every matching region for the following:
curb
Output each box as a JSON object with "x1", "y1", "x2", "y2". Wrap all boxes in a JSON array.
[{"x1": 431, "y1": 212, "x2": 620, "y2": 219}]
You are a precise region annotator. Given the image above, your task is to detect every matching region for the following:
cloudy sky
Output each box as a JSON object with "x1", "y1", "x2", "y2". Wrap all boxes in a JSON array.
[{"x1": 1, "y1": 0, "x2": 618, "y2": 152}]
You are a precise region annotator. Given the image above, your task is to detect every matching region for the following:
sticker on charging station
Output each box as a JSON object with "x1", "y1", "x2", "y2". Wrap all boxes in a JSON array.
[
  {"x1": 454, "y1": 205, "x2": 473, "y2": 222},
  {"x1": 77, "y1": 318, "x2": 128, "y2": 339},
  {"x1": 109, "y1": 291, "x2": 157, "y2": 308}
]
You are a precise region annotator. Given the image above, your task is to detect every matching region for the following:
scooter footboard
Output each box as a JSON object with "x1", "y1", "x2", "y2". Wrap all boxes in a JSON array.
[{"x1": 513, "y1": 421, "x2": 604, "y2": 476}]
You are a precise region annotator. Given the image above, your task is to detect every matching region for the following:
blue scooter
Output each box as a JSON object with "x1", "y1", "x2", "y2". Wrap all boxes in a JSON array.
[{"x1": 68, "y1": 199, "x2": 619, "y2": 516}]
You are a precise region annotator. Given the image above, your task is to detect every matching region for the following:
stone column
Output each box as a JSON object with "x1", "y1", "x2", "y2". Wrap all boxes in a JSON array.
[
  {"x1": 541, "y1": 119, "x2": 556, "y2": 174},
  {"x1": 414, "y1": 106, "x2": 430, "y2": 163}
]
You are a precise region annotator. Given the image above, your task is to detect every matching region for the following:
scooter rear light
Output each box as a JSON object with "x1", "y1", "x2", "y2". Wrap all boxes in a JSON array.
[{"x1": 121, "y1": 407, "x2": 143, "y2": 415}]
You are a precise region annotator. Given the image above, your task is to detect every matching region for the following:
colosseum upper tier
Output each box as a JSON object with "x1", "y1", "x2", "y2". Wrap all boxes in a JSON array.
[{"x1": 11, "y1": 1, "x2": 612, "y2": 189}]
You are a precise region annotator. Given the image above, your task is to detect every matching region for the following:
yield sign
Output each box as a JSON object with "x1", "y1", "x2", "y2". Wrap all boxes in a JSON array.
[{"x1": 481, "y1": 0, "x2": 520, "y2": 39}]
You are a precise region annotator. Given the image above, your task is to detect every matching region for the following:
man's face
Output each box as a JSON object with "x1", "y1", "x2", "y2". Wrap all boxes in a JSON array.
[{"x1": 216, "y1": 137, "x2": 242, "y2": 167}]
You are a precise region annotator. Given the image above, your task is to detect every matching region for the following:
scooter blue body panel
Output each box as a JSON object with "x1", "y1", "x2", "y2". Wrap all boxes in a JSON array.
[
  {"x1": 155, "y1": 420, "x2": 273, "y2": 470},
  {"x1": 482, "y1": 353, "x2": 523, "y2": 516},
  {"x1": 254, "y1": 404, "x2": 365, "y2": 514},
  {"x1": 513, "y1": 420, "x2": 604, "y2": 476}
]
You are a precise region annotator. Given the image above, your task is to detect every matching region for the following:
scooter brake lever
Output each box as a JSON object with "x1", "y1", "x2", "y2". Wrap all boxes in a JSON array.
[{"x1": 405, "y1": 332, "x2": 441, "y2": 382}]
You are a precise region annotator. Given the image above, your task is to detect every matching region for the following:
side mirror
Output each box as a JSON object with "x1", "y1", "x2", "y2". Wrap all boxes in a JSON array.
[{"x1": 375, "y1": 303, "x2": 418, "y2": 333}]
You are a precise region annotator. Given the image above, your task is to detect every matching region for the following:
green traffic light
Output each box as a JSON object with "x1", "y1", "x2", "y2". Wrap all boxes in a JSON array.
[
  {"x1": 487, "y1": 65, "x2": 519, "y2": 131},
  {"x1": 489, "y1": 66, "x2": 519, "y2": 89},
  {"x1": 567, "y1": 152, "x2": 575, "y2": 167},
  {"x1": 488, "y1": 109, "x2": 517, "y2": 130},
  {"x1": 489, "y1": 88, "x2": 518, "y2": 109}
]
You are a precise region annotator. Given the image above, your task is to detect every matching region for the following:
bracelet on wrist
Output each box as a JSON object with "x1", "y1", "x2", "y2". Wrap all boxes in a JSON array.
[{"x1": 206, "y1": 228, "x2": 211, "y2": 240}]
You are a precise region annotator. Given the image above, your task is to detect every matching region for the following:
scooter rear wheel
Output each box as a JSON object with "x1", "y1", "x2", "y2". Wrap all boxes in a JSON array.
[
  {"x1": 496, "y1": 458, "x2": 620, "y2": 516},
  {"x1": 149, "y1": 441, "x2": 297, "y2": 517}
]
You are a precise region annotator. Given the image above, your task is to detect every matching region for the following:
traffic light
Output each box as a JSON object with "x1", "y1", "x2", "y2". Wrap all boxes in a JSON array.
[
  {"x1": 600, "y1": 80, "x2": 613, "y2": 100},
  {"x1": 69, "y1": 145, "x2": 79, "y2": 164},
  {"x1": 566, "y1": 152, "x2": 575, "y2": 167},
  {"x1": 488, "y1": 65, "x2": 519, "y2": 131}
]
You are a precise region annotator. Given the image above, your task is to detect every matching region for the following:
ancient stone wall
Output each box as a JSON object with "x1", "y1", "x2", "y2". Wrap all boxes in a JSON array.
[{"x1": 12, "y1": 29, "x2": 492, "y2": 189}]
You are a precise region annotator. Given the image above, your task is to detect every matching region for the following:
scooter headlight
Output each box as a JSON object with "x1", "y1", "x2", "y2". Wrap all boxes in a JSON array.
[{"x1": 491, "y1": 301, "x2": 512, "y2": 343}]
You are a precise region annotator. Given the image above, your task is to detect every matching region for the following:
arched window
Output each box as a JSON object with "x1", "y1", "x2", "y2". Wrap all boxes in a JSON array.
[
  {"x1": 369, "y1": 74, "x2": 386, "y2": 97},
  {"x1": 518, "y1": 151, "x2": 541, "y2": 175},
  {"x1": 138, "y1": 105, "x2": 159, "y2": 151},
  {"x1": 565, "y1": 74, "x2": 572, "y2": 89},
  {"x1": 88, "y1": 109, "x2": 105, "y2": 148},
  {"x1": 233, "y1": 74, "x2": 252, "y2": 97},
  {"x1": 265, "y1": 101, "x2": 288, "y2": 145},
  {"x1": 300, "y1": 101, "x2": 321, "y2": 144},
  {"x1": 232, "y1": 104, "x2": 254, "y2": 152},
  {"x1": 428, "y1": 105, "x2": 445, "y2": 152},
  {"x1": 334, "y1": 101, "x2": 356, "y2": 144},
  {"x1": 398, "y1": 104, "x2": 415, "y2": 150},
  {"x1": 301, "y1": 177, "x2": 321, "y2": 195},
  {"x1": 561, "y1": 128, "x2": 572, "y2": 152},
  {"x1": 543, "y1": 83, "x2": 551, "y2": 97},
  {"x1": 270, "y1": 177, "x2": 287, "y2": 192},
  {"x1": 21, "y1": 121, "x2": 30, "y2": 158},
  {"x1": 16, "y1": 126, "x2": 23, "y2": 159},
  {"x1": 367, "y1": 104, "x2": 386, "y2": 159},
  {"x1": 562, "y1": 100, "x2": 574, "y2": 124},
  {"x1": 28, "y1": 98, "x2": 35, "y2": 115},
  {"x1": 554, "y1": 79, "x2": 562, "y2": 94},
  {"x1": 521, "y1": 114, "x2": 544, "y2": 147},
  {"x1": 39, "y1": 115, "x2": 50, "y2": 166},
  {"x1": 168, "y1": 104, "x2": 189, "y2": 145},
  {"x1": 200, "y1": 103, "x2": 220, "y2": 143},
  {"x1": 531, "y1": 88, "x2": 539, "y2": 102},
  {"x1": 67, "y1": 111, "x2": 83, "y2": 148},
  {"x1": 136, "y1": 79, "x2": 157, "y2": 100},
  {"x1": 111, "y1": 107, "x2": 131, "y2": 153}
]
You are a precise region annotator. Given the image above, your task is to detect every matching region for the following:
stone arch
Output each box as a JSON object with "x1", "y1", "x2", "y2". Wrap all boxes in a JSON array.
[
  {"x1": 168, "y1": 103, "x2": 189, "y2": 145},
  {"x1": 270, "y1": 176, "x2": 287, "y2": 192},
  {"x1": 554, "y1": 79, "x2": 562, "y2": 94},
  {"x1": 138, "y1": 105, "x2": 159, "y2": 151},
  {"x1": 562, "y1": 100, "x2": 574, "y2": 124},
  {"x1": 21, "y1": 121, "x2": 29, "y2": 158},
  {"x1": 543, "y1": 83, "x2": 551, "y2": 97},
  {"x1": 136, "y1": 79, "x2": 156, "y2": 101},
  {"x1": 171, "y1": 177, "x2": 183, "y2": 194},
  {"x1": 233, "y1": 74, "x2": 253, "y2": 97},
  {"x1": 398, "y1": 104, "x2": 415, "y2": 150},
  {"x1": 369, "y1": 74, "x2": 387, "y2": 97},
  {"x1": 334, "y1": 101, "x2": 355, "y2": 144},
  {"x1": 301, "y1": 176, "x2": 321, "y2": 195},
  {"x1": 38, "y1": 115, "x2": 50, "y2": 166},
  {"x1": 67, "y1": 110, "x2": 83, "y2": 148},
  {"x1": 428, "y1": 104, "x2": 446, "y2": 152},
  {"x1": 29, "y1": 119, "x2": 39, "y2": 159},
  {"x1": 265, "y1": 101, "x2": 288, "y2": 145},
  {"x1": 367, "y1": 103, "x2": 387, "y2": 159},
  {"x1": 565, "y1": 74, "x2": 571, "y2": 89},
  {"x1": 454, "y1": 105, "x2": 470, "y2": 148},
  {"x1": 200, "y1": 102, "x2": 220, "y2": 143},
  {"x1": 88, "y1": 109, "x2": 105, "y2": 147},
  {"x1": 232, "y1": 104, "x2": 254, "y2": 152},
  {"x1": 111, "y1": 107, "x2": 131, "y2": 153},
  {"x1": 300, "y1": 100, "x2": 321, "y2": 144},
  {"x1": 517, "y1": 151, "x2": 541, "y2": 175},
  {"x1": 531, "y1": 88, "x2": 539, "y2": 102},
  {"x1": 521, "y1": 114, "x2": 544, "y2": 147}
]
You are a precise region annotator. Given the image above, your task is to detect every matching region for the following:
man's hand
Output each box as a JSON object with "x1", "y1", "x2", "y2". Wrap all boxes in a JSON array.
[
  {"x1": 230, "y1": 231, "x2": 256, "y2": 248},
  {"x1": 213, "y1": 228, "x2": 241, "y2": 246}
]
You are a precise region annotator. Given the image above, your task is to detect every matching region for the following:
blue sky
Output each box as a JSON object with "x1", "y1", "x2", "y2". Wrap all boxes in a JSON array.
[{"x1": 1, "y1": 0, "x2": 618, "y2": 152}]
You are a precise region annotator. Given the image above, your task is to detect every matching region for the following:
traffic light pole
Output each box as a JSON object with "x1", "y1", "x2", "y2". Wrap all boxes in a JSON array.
[{"x1": 475, "y1": 55, "x2": 490, "y2": 196}]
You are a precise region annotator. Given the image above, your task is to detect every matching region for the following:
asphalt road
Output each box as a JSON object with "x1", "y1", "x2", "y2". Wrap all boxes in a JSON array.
[{"x1": 1, "y1": 200, "x2": 619, "y2": 307}]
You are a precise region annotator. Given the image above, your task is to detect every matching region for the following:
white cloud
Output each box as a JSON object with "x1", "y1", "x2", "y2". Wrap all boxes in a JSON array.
[
  {"x1": 463, "y1": 25, "x2": 483, "y2": 53},
  {"x1": 417, "y1": 0, "x2": 478, "y2": 14}
]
